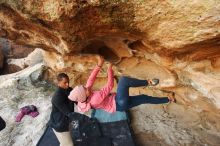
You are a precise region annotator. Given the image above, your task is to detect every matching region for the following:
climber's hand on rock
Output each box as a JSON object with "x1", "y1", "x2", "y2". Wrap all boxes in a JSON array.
[
  {"x1": 107, "y1": 62, "x2": 113, "y2": 69},
  {"x1": 97, "y1": 56, "x2": 104, "y2": 67}
]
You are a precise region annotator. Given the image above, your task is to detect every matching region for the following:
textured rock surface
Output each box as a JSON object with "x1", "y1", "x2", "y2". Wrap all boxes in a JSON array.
[
  {"x1": 0, "y1": 0, "x2": 220, "y2": 146},
  {"x1": 7, "y1": 48, "x2": 43, "y2": 69},
  {"x1": 0, "y1": 47, "x2": 4, "y2": 68},
  {"x1": 0, "y1": 38, "x2": 35, "y2": 74},
  {"x1": 0, "y1": 63, "x2": 54, "y2": 146},
  {"x1": 0, "y1": 38, "x2": 35, "y2": 59},
  {"x1": 0, "y1": 0, "x2": 219, "y2": 56}
]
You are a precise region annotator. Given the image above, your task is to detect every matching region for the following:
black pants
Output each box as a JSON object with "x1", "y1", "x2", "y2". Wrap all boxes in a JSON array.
[{"x1": 0, "y1": 116, "x2": 6, "y2": 131}]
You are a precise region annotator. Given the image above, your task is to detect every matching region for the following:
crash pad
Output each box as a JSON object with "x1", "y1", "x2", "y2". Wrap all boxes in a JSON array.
[
  {"x1": 37, "y1": 111, "x2": 135, "y2": 146},
  {"x1": 36, "y1": 125, "x2": 59, "y2": 146},
  {"x1": 100, "y1": 120, "x2": 136, "y2": 146},
  {"x1": 91, "y1": 109, "x2": 129, "y2": 123},
  {"x1": 91, "y1": 109, "x2": 135, "y2": 146}
]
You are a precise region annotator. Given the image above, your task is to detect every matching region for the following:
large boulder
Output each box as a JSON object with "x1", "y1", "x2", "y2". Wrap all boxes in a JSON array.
[
  {"x1": 0, "y1": 63, "x2": 55, "y2": 146},
  {"x1": 0, "y1": 1, "x2": 219, "y2": 57},
  {"x1": 0, "y1": 1, "x2": 220, "y2": 145},
  {"x1": 0, "y1": 38, "x2": 36, "y2": 74}
]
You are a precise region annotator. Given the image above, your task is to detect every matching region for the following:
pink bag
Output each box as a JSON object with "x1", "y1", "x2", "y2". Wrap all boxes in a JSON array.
[{"x1": 15, "y1": 105, "x2": 39, "y2": 122}]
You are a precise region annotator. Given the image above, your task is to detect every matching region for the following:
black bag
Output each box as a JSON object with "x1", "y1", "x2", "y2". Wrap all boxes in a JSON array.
[
  {"x1": 68, "y1": 113, "x2": 102, "y2": 141},
  {"x1": 0, "y1": 116, "x2": 6, "y2": 131}
]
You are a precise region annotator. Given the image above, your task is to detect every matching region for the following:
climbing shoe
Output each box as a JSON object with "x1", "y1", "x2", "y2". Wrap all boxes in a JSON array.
[{"x1": 148, "y1": 78, "x2": 159, "y2": 86}]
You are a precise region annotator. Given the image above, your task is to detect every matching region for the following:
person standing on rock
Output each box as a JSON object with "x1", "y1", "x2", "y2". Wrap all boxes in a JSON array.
[
  {"x1": 49, "y1": 73, "x2": 76, "y2": 146},
  {"x1": 68, "y1": 56, "x2": 175, "y2": 113}
]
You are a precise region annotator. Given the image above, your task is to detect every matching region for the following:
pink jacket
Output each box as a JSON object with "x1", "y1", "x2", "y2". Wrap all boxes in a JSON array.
[{"x1": 77, "y1": 65, "x2": 116, "y2": 113}]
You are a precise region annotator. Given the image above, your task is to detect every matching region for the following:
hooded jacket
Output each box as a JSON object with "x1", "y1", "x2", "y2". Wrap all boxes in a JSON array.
[{"x1": 69, "y1": 65, "x2": 116, "y2": 113}]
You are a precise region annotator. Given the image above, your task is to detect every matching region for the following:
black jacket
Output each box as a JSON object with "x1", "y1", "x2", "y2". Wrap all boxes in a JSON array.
[{"x1": 49, "y1": 87, "x2": 76, "y2": 132}]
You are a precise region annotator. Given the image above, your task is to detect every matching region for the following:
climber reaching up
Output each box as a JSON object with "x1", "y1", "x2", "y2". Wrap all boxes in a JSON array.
[{"x1": 68, "y1": 56, "x2": 175, "y2": 113}]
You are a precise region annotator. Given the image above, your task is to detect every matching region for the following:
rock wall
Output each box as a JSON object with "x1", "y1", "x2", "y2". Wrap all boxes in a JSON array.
[
  {"x1": 0, "y1": 63, "x2": 54, "y2": 146},
  {"x1": 0, "y1": 0, "x2": 220, "y2": 55},
  {"x1": 0, "y1": 38, "x2": 36, "y2": 74},
  {"x1": 0, "y1": 0, "x2": 220, "y2": 146}
]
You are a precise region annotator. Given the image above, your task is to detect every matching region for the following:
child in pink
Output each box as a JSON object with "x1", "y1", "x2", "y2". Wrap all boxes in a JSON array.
[{"x1": 68, "y1": 56, "x2": 175, "y2": 113}]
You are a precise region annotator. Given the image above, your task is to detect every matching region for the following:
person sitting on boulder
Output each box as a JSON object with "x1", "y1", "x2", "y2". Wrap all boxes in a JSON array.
[
  {"x1": 49, "y1": 73, "x2": 77, "y2": 146},
  {"x1": 68, "y1": 56, "x2": 175, "y2": 113}
]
